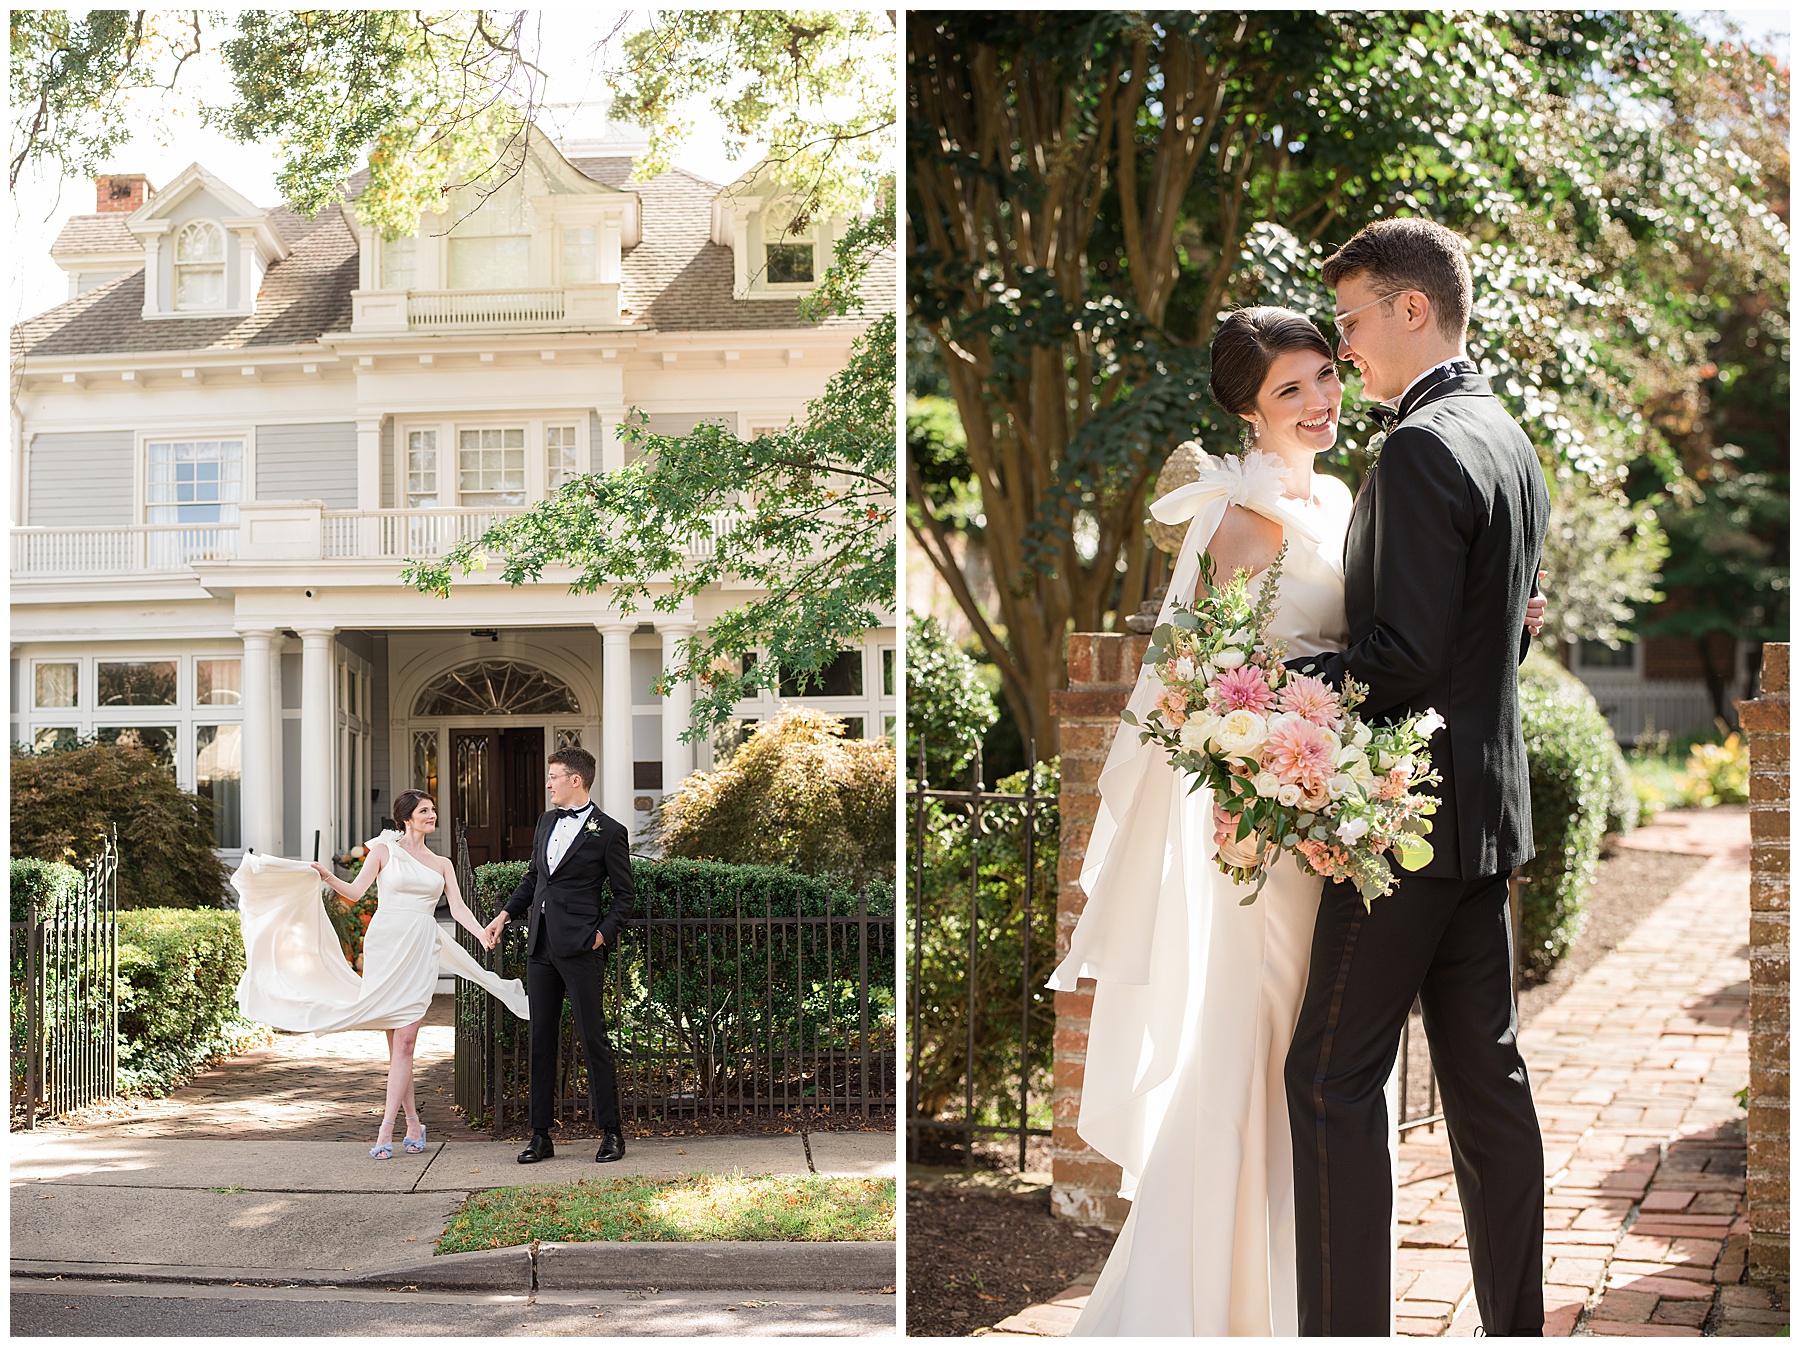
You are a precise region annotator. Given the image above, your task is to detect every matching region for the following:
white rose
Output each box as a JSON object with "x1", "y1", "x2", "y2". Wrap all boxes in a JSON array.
[
  {"x1": 1328, "y1": 773, "x2": 1356, "y2": 800},
  {"x1": 1276, "y1": 783, "x2": 1304, "y2": 807},
  {"x1": 1213, "y1": 649, "x2": 1246, "y2": 672},
  {"x1": 1337, "y1": 743, "x2": 1366, "y2": 768},
  {"x1": 1336, "y1": 817, "x2": 1371, "y2": 845},
  {"x1": 1172, "y1": 656, "x2": 1197, "y2": 682},
  {"x1": 1377, "y1": 750, "x2": 1397, "y2": 772},
  {"x1": 1214, "y1": 709, "x2": 1270, "y2": 759},
  {"x1": 1178, "y1": 717, "x2": 1214, "y2": 752},
  {"x1": 1351, "y1": 721, "x2": 1373, "y2": 748},
  {"x1": 1347, "y1": 756, "x2": 1376, "y2": 785},
  {"x1": 1417, "y1": 708, "x2": 1446, "y2": 736},
  {"x1": 1253, "y1": 771, "x2": 1283, "y2": 798}
]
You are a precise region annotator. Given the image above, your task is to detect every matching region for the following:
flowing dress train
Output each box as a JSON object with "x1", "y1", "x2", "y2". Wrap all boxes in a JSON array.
[
  {"x1": 233, "y1": 834, "x2": 528, "y2": 1032},
  {"x1": 1047, "y1": 450, "x2": 1393, "y2": 1335}
]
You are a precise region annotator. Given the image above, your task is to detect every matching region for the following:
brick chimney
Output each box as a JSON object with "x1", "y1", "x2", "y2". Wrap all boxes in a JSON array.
[{"x1": 95, "y1": 174, "x2": 152, "y2": 213}]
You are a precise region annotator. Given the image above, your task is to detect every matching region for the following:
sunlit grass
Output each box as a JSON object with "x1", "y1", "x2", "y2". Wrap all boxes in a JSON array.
[{"x1": 436, "y1": 1173, "x2": 895, "y2": 1253}]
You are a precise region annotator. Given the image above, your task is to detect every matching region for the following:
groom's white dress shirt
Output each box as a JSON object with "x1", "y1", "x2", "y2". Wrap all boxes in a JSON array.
[
  {"x1": 546, "y1": 801, "x2": 595, "y2": 872},
  {"x1": 1383, "y1": 356, "x2": 1474, "y2": 415}
]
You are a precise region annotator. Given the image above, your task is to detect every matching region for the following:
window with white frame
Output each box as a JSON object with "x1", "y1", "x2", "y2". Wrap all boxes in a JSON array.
[
  {"x1": 381, "y1": 234, "x2": 418, "y2": 290},
  {"x1": 447, "y1": 182, "x2": 529, "y2": 290},
  {"x1": 762, "y1": 208, "x2": 816, "y2": 285},
  {"x1": 546, "y1": 425, "x2": 578, "y2": 490},
  {"x1": 562, "y1": 225, "x2": 597, "y2": 283},
  {"x1": 174, "y1": 220, "x2": 227, "y2": 309},
  {"x1": 457, "y1": 428, "x2": 526, "y2": 507},
  {"x1": 406, "y1": 430, "x2": 440, "y2": 508},
  {"x1": 146, "y1": 438, "x2": 243, "y2": 524}
]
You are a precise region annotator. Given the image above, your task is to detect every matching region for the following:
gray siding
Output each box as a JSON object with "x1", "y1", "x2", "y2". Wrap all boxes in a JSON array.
[
  {"x1": 637, "y1": 412, "x2": 735, "y2": 467},
  {"x1": 256, "y1": 422, "x2": 357, "y2": 508},
  {"x1": 29, "y1": 430, "x2": 134, "y2": 526},
  {"x1": 588, "y1": 410, "x2": 603, "y2": 472},
  {"x1": 380, "y1": 417, "x2": 395, "y2": 509}
]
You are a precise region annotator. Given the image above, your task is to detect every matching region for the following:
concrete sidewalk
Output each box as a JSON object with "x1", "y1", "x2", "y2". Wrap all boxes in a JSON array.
[{"x1": 10, "y1": 1131, "x2": 897, "y2": 1289}]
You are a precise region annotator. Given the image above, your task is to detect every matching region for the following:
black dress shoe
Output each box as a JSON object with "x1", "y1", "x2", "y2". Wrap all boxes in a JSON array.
[
  {"x1": 595, "y1": 1129, "x2": 625, "y2": 1163},
  {"x1": 517, "y1": 1132, "x2": 554, "y2": 1164}
]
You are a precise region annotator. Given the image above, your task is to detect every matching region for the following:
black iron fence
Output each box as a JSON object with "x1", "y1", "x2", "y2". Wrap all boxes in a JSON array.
[
  {"x1": 906, "y1": 742, "x2": 1054, "y2": 1169},
  {"x1": 906, "y1": 741, "x2": 1446, "y2": 1168},
  {"x1": 10, "y1": 829, "x2": 119, "y2": 1128},
  {"x1": 452, "y1": 825, "x2": 895, "y2": 1133}
]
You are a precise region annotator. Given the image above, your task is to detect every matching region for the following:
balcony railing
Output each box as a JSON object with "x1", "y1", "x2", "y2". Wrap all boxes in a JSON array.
[
  {"x1": 321, "y1": 507, "x2": 524, "y2": 560},
  {"x1": 13, "y1": 507, "x2": 736, "y2": 579},
  {"x1": 11, "y1": 524, "x2": 237, "y2": 576},
  {"x1": 406, "y1": 288, "x2": 566, "y2": 328}
]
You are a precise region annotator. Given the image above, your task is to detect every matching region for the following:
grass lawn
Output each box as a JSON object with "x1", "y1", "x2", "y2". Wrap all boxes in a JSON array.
[{"x1": 436, "y1": 1173, "x2": 896, "y2": 1253}]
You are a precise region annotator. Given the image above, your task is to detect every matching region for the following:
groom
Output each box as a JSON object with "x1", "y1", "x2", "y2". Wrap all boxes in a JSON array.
[
  {"x1": 485, "y1": 746, "x2": 634, "y2": 1165},
  {"x1": 1286, "y1": 219, "x2": 1549, "y2": 1335}
]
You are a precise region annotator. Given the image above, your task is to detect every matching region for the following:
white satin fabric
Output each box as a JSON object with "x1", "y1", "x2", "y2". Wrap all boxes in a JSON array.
[
  {"x1": 1048, "y1": 450, "x2": 1393, "y2": 1336},
  {"x1": 233, "y1": 833, "x2": 529, "y2": 1032}
]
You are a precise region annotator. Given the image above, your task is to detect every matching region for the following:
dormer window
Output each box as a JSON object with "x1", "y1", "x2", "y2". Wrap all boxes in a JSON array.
[
  {"x1": 561, "y1": 226, "x2": 598, "y2": 283},
  {"x1": 447, "y1": 182, "x2": 528, "y2": 290},
  {"x1": 763, "y1": 210, "x2": 816, "y2": 285},
  {"x1": 174, "y1": 221, "x2": 226, "y2": 309},
  {"x1": 381, "y1": 234, "x2": 417, "y2": 290}
]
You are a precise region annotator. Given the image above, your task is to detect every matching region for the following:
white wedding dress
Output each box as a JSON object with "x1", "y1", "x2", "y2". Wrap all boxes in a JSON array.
[
  {"x1": 1048, "y1": 449, "x2": 1395, "y2": 1336},
  {"x1": 232, "y1": 833, "x2": 529, "y2": 1033}
]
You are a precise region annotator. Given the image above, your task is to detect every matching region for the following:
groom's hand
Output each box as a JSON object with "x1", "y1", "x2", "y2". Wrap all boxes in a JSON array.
[
  {"x1": 483, "y1": 913, "x2": 508, "y2": 949},
  {"x1": 593, "y1": 931, "x2": 605, "y2": 949}
]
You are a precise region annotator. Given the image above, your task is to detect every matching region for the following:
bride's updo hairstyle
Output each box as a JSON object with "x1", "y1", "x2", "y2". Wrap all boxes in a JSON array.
[
  {"x1": 391, "y1": 789, "x2": 432, "y2": 831},
  {"x1": 1208, "y1": 306, "x2": 1336, "y2": 421}
]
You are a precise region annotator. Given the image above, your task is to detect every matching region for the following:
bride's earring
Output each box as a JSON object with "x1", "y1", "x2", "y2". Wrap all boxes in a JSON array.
[{"x1": 1240, "y1": 419, "x2": 1259, "y2": 453}]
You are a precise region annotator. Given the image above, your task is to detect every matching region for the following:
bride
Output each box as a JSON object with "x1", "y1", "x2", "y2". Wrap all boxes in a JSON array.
[
  {"x1": 232, "y1": 790, "x2": 528, "y2": 1158},
  {"x1": 1047, "y1": 306, "x2": 1544, "y2": 1334}
]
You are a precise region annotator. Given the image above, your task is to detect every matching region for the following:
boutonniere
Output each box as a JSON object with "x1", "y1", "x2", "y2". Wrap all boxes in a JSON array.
[{"x1": 584, "y1": 818, "x2": 601, "y2": 835}]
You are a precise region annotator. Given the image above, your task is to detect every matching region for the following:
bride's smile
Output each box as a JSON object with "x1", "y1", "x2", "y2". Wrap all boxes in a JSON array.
[{"x1": 1247, "y1": 348, "x2": 1343, "y2": 459}]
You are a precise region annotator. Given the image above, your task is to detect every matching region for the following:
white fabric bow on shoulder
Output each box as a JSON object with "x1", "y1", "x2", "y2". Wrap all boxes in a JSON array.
[{"x1": 1148, "y1": 448, "x2": 1322, "y2": 545}]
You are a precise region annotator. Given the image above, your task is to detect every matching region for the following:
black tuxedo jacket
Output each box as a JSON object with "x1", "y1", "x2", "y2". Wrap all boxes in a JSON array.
[
  {"x1": 501, "y1": 806, "x2": 635, "y2": 959},
  {"x1": 1300, "y1": 369, "x2": 1549, "y2": 880}
]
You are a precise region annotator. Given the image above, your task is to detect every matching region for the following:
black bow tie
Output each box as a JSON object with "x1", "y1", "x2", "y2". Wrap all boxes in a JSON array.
[
  {"x1": 554, "y1": 806, "x2": 588, "y2": 820},
  {"x1": 1369, "y1": 403, "x2": 1400, "y2": 433}
]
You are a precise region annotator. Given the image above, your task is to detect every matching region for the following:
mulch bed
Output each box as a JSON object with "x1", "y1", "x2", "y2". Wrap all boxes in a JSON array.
[
  {"x1": 905, "y1": 1178, "x2": 1115, "y2": 1337},
  {"x1": 906, "y1": 833, "x2": 1713, "y2": 1336}
]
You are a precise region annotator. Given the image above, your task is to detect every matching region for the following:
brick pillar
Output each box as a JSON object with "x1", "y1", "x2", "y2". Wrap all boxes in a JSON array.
[
  {"x1": 1739, "y1": 641, "x2": 1789, "y2": 1285},
  {"x1": 1049, "y1": 632, "x2": 1149, "y2": 1228}
]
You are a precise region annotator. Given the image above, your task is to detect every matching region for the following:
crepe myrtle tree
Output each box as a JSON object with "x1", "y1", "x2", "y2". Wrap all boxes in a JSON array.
[{"x1": 907, "y1": 10, "x2": 1786, "y2": 754}]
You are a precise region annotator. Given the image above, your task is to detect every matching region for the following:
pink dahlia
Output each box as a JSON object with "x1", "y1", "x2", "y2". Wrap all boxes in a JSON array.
[
  {"x1": 1262, "y1": 716, "x2": 1338, "y2": 793},
  {"x1": 1210, "y1": 663, "x2": 1275, "y2": 713},
  {"x1": 1278, "y1": 674, "x2": 1342, "y2": 729}
]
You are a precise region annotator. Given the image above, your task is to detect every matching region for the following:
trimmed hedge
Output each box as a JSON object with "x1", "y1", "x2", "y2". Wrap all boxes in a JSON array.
[
  {"x1": 1517, "y1": 651, "x2": 1619, "y2": 976},
  {"x1": 117, "y1": 909, "x2": 270, "y2": 1096}
]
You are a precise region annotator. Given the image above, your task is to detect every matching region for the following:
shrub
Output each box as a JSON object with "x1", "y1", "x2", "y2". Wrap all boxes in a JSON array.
[
  {"x1": 651, "y1": 707, "x2": 895, "y2": 891},
  {"x1": 905, "y1": 612, "x2": 998, "y2": 787},
  {"x1": 468, "y1": 857, "x2": 896, "y2": 1105},
  {"x1": 1517, "y1": 652, "x2": 1618, "y2": 977},
  {"x1": 1605, "y1": 737, "x2": 1639, "y2": 836},
  {"x1": 907, "y1": 759, "x2": 1058, "y2": 1131},
  {"x1": 1681, "y1": 734, "x2": 1750, "y2": 807},
  {"x1": 11, "y1": 740, "x2": 230, "y2": 908},
  {"x1": 116, "y1": 909, "x2": 270, "y2": 1096}
]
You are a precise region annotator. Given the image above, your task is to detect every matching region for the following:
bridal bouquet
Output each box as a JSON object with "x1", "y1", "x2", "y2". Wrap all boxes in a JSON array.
[{"x1": 1120, "y1": 544, "x2": 1442, "y2": 907}]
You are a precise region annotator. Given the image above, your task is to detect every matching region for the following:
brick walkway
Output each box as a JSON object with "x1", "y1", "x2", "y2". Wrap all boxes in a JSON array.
[
  {"x1": 36, "y1": 994, "x2": 488, "y2": 1142},
  {"x1": 985, "y1": 810, "x2": 1785, "y2": 1337}
]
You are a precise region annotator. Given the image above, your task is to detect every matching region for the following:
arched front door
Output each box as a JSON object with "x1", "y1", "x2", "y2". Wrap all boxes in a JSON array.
[
  {"x1": 416, "y1": 659, "x2": 584, "y2": 869},
  {"x1": 450, "y1": 726, "x2": 544, "y2": 867}
]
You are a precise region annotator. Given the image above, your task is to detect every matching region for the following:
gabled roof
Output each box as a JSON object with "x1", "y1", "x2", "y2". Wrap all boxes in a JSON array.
[
  {"x1": 13, "y1": 206, "x2": 356, "y2": 359},
  {"x1": 14, "y1": 156, "x2": 893, "y2": 361}
]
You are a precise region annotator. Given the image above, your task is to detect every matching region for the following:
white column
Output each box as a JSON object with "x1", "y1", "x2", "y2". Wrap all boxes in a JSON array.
[
  {"x1": 599, "y1": 622, "x2": 635, "y2": 818},
  {"x1": 659, "y1": 619, "x2": 696, "y2": 797},
  {"x1": 268, "y1": 633, "x2": 288, "y2": 854},
  {"x1": 238, "y1": 630, "x2": 276, "y2": 853},
  {"x1": 298, "y1": 626, "x2": 337, "y2": 863}
]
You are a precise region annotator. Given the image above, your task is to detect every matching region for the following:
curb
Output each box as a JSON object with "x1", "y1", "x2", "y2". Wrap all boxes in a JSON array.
[{"x1": 11, "y1": 1240, "x2": 896, "y2": 1293}]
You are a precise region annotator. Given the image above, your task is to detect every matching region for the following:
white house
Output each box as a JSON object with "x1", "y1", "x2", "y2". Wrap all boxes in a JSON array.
[{"x1": 10, "y1": 123, "x2": 896, "y2": 870}]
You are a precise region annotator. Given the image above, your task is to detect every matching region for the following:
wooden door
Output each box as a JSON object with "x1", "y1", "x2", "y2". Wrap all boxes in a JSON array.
[
  {"x1": 451, "y1": 728, "x2": 501, "y2": 868},
  {"x1": 500, "y1": 727, "x2": 544, "y2": 861}
]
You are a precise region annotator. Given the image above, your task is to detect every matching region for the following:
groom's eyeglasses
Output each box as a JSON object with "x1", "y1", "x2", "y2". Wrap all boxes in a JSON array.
[{"x1": 1331, "y1": 290, "x2": 1417, "y2": 344}]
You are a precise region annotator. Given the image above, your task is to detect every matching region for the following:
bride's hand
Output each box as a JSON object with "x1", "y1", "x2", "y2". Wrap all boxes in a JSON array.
[
  {"x1": 308, "y1": 861, "x2": 334, "y2": 881},
  {"x1": 1525, "y1": 571, "x2": 1548, "y2": 637}
]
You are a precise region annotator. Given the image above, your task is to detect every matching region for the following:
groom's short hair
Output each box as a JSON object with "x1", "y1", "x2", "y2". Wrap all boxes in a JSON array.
[
  {"x1": 548, "y1": 746, "x2": 597, "y2": 790},
  {"x1": 1322, "y1": 218, "x2": 1472, "y2": 341}
]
